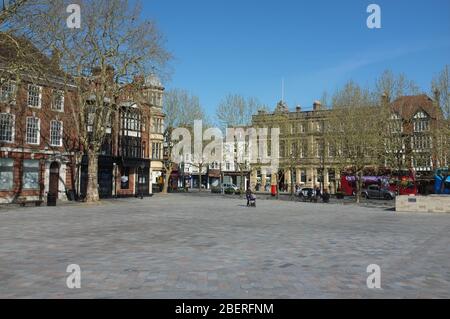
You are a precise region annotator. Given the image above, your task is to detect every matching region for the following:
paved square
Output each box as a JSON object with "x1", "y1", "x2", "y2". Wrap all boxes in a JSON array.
[{"x1": 0, "y1": 194, "x2": 449, "y2": 298}]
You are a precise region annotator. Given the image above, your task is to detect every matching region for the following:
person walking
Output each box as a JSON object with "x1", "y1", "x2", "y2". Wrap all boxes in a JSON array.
[{"x1": 322, "y1": 188, "x2": 330, "y2": 203}]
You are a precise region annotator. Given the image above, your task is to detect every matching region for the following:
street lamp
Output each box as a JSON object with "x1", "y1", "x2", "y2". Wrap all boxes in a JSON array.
[{"x1": 139, "y1": 163, "x2": 145, "y2": 199}]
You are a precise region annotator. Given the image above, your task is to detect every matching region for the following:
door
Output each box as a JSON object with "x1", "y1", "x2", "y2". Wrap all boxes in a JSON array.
[
  {"x1": 98, "y1": 167, "x2": 113, "y2": 198},
  {"x1": 369, "y1": 185, "x2": 381, "y2": 198},
  {"x1": 49, "y1": 162, "x2": 60, "y2": 197},
  {"x1": 135, "y1": 167, "x2": 149, "y2": 196}
]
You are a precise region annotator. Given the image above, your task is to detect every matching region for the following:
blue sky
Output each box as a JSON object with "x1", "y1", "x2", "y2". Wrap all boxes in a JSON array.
[{"x1": 142, "y1": 0, "x2": 450, "y2": 116}]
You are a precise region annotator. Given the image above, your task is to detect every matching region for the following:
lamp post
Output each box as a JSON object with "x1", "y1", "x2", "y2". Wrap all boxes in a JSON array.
[{"x1": 139, "y1": 163, "x2": 145, "y2": 199}]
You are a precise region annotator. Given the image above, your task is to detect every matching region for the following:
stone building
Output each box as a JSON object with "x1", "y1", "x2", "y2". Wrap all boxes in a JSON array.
[
  {"x1": 250, "y1": 100, "x2": 338, "y2": 193},
  {"x1": 249, "y1": 95, "x2": 446, "y2": 194}
]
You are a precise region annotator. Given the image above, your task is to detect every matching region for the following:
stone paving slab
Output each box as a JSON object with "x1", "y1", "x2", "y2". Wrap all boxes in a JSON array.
[{"x1": 0, "y1": 194, "x2": 449, "y2": 298}]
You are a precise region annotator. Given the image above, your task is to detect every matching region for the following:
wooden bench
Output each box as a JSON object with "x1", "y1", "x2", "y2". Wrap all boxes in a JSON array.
[{"x1": 15, "y1": 200, "x2": 44, "y2": 207}]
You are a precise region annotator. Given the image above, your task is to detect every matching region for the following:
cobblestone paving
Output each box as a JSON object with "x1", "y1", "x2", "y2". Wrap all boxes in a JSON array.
[{"x1": 0, "y1": 194, "x2": 449, "y2": 298}]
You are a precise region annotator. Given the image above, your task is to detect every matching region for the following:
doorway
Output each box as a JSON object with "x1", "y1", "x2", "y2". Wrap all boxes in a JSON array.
[{"x1": 49, "y1": 162, "x2": 60, "y2": 197}]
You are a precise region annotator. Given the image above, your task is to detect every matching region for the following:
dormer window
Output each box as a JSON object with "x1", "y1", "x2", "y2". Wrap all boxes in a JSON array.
[
  {"x1": 390, "y1": 113, "x2": 402, "y2": 133},
  {"x1": 413, "y1": 111, "x2": 428, "y2": 119}
]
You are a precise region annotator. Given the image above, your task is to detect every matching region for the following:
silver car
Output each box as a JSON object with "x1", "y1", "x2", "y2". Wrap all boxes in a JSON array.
[{"x1": 362, "y1": 185, "x2": 396, "y2": 200}]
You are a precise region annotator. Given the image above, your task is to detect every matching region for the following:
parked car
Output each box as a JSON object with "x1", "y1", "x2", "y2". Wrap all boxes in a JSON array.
[
  {"x1": 296, "y1": 187, "x2": 314, "y2": 200},
  {"x1": 222, "y1": 183, "x2": 239, "y2": 191},
  {"x1": 361, "y1": 185, "x2": 396, "y2": 200}
]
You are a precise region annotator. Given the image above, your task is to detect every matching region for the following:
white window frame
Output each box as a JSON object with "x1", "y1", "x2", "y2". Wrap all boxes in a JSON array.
[
  {"x1": 0, "y1": 113, "x2": 15, "y2": 143},
  {"x1": 27, "y1": 84, "x2": 42, "y2": 108},
  {"x1": 0, "y1": 79, "x2": 17, "y2": 104},
  {"x1": 50, "y1": 120, "x2": 63, "y2": 147},
  {"x1": 51, "y1": 90, "x2": 65, "y2": 112},
  {"x1": 26, "y1": 117, "x2": 40, "y2": 145}
]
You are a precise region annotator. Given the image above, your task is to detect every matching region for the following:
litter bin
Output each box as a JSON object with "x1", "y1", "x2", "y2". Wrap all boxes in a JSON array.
[
  {"x1": 47, "y1": 193, "x2": 57, "y2": 206},
  {"x1": 66, "y1": 190, "x2": 75, "y2": 201}
]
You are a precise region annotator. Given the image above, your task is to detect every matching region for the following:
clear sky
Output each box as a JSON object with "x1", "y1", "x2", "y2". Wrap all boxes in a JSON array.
[{"x1": 142, "y1": 0, "x2": 450, "y2": 116}]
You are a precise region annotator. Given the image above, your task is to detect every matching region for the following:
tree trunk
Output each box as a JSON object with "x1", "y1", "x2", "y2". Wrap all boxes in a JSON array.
[
  {"x1": 85, "y1": 150, "x2": 99, "y2": 202},
  {"x1": 198, "y1": 164, "x2": 202, "y2": 192},
  {"x1": 240, "y1": 169, "x2": 244, "y2": 198},
  {"x1": 356, "y1": 170, "x2": 362, "y2": 203},
  {"x1": 161, "y1": 166, "x2": 172, "y2": 194},
  {"x1": 290, "y1": 168, "x2": 294, "y2": 200},
  {"x1": 69, "y1": 154, "x2": 78, "y2": 200}
]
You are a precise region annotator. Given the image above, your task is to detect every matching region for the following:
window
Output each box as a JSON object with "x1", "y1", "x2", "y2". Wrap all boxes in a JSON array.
[
  {"x1": 0, "y1": 80, "x2": 16, "y2": 103},
  {"x1": 153, "y1": 117, "x2": 163, "y2": 133},
  {"x1": 328, "y1": 143, "x2": 336, "y2": 157},
  {"x1": 316, "y1": 122, "x2": 323, "y2": 132},
  {"x1": 412, "y1": 135, "x2": 432, "y2": 150},
  {"x1": 120, "y1": 167, "x2": 130, "y2": 189},
  {"x1": 151, "y1": 142, "x2": 161, "y2": 160},
  {"x1": 414, "y1": 119, "x2": 429, "y2": 132},
  {"x1": 301, "y1": 170, "x2": 307, "y2": 183},
  {"x1": 316, "y1": 140, "x2": 324, "y2": 158},
  {"x1": 0, "y1": 158, "x2": 14, "y2": 190},
  {"x1": 52, "y1": 90, "x2": 64, "y2": 111},
  {"x1": 298, "y1": 123, "x2": 306, "y2": 133},
  {"x1": 27, "y1": 84, "x2": 42, "y2": 108},
  {"x1": 22, "y1": 160, "x2": 40, "y2": 189},
  {"x1": 301, "y1": 143, "x2": 308, "y2": 158},
  {"x1": 121, "y1": 108, "x2": 141, "y2": 135},
  {"x1": 50, "y1": 120, "x2": 63, "y2": 146},
  {"x1": 26, "y1": 117, "x2": 40, "y2": 145},
  {"x1": 0, "y1": 113, "x2": 14, "y2": 142}
]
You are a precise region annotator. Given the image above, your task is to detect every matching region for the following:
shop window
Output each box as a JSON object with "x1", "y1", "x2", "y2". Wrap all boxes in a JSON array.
[
  {"x1": 22, "y1": 160, "x2": 40, "y2": 189},
  {"x1": 120, "y1": 167, "x2": 130, "y2": 189},
  {"x1": 0, "y1": 158, "x2": 14, "y2": 190}
]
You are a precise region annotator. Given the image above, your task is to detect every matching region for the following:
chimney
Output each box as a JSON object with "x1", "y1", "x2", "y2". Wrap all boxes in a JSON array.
[
  {"x1": 434, "y1": 89, "x2": 441, "y2": 107},
  {"x1": 133, "y1": 75, "x2": 145, "y2": 84},
  {"x1": 296, "y1": 105, "x2": 302, "y2": 112},
  {"x1": 381, "y1": 92, "x2": 391, "y2": 105},
  {"x1": 313, "y1": 100, "x2": 321, "y2": 111},
  {"x1": 50, "y1": 49, "x2": 61, "y2": 69},
  {"x1": 257, "y1": 109, "x2": 266, "y2": 115}
]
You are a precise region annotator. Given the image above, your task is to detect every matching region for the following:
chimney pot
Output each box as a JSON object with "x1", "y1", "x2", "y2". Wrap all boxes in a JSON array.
[{"x1": 313, "y1": 100, "x2": 322, "y2": 111}]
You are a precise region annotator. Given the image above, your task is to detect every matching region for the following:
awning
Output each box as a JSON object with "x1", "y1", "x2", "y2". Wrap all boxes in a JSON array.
[{"x1": 208, "y1": 169, "x2": 221, "y2": 178}]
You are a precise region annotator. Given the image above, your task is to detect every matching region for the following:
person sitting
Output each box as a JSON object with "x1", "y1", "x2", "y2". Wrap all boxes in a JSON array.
[{"x1": 246, "y1": 188, "x2": 256, "y2": 207}]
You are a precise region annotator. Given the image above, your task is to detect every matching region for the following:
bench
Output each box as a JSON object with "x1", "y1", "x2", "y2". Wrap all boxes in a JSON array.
[{"x1": 15, "y1": 200, "x2": 44, "y2": 207}]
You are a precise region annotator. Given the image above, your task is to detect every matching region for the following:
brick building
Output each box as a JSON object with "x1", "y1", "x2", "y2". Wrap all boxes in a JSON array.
[
  {"x1": 78, "y1": 74, "x2": 166, "y2": 199},
  {"x1": 1, "y1": 37, "x2": 166, "y2": 203},
  {"x1": 0, "y1": 37, "x2": 78, "y2": 204}
]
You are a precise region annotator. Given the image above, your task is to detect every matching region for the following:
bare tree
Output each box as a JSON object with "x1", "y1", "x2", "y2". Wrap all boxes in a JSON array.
[
  {"x1": 216, "y1": 94, "x2": 268, "y2": 129},
  {"x1": 431, "y1": 65, "x2": 450, "y2": 168},
  {"x1": 375, "y1": 70, "x2": 421, "y2": 102},
  {"x1": 14, "y1": 0, "x2": 170, "y2": 201},
  {"x1": 0, "y1": 0, "x2": 28, "y2": 24},
  {"x1": 326, "y1": 81, "x2": 383, "y2": 203},
  {"x1": 215, "y1": 94, "x2": 268, "y2": 194},
  {"x1": 162, "y1": 89, "x2": 207, "y2": 194}
]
